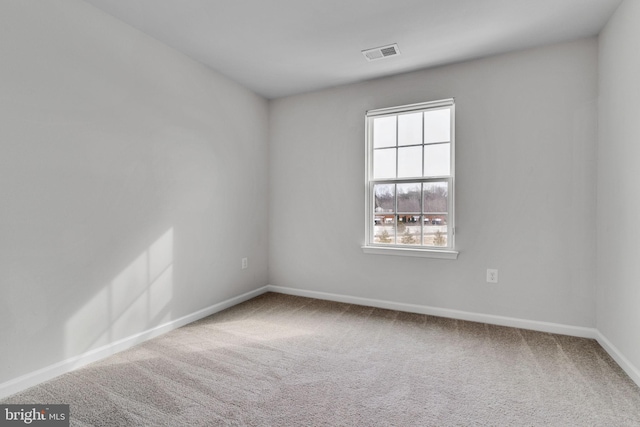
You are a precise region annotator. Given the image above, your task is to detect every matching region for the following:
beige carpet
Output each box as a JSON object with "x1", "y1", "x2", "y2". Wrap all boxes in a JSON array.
[{"x1": 3, "y1": 292, "x2": 640, "y2": 426}]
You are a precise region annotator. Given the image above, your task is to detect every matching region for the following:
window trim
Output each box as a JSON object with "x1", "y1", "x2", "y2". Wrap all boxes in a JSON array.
[
  {"x1": 362, "y1": 98, "x2": 459, "y2": 259},
  {"x1": 361, "y1": 245, "x2": 459, "y2": 259}
]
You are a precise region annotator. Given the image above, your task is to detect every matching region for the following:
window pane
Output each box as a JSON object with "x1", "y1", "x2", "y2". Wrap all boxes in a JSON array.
[
  {"x1": 374, "y1": 216, "x2": 395, "y2": 244},
  {"x1": 398, "y1": 112, "x2": 422, "y2": 146},
  {"x1": 397, "y1": 146, "x2": 422, "y2": 178},
  {"x1": 423, "y1": 214, "x2": 448, "y2": 247},
  {"x1": 374, "y1": 184, "x2": 395, "y2": 213},
  {"x1": 373, "y1": 148, "x2": 396, "y2": 179},
  {"x1": 397, "y1": 214, "x2": 421, "y2": 246},
  {"x1": 397, "y1": 183, "x2": 421, "y2": 213},
  {"x1": 423, "y1": 182, "x2": 448, "y2": 213},
  {"x1": 424, "y1": 108, "x2": 450, "y2": 143},
  {"x1": 424, "y1": 143, "x2": 450, "y2": 176},
  {"x1": 373, "y1": 116, "x2": 396, "y2": 148}
]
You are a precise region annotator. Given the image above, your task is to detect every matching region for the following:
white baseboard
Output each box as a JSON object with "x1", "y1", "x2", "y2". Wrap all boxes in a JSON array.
[
  {"x1": 596, "y1": 331, "x2": 640, "y2": 388},
  {"x1": 0, "y1": 286, "x2": 269, "y2": 400},
  {"x1": 266, "y1": 285, "x2": 597, "y2": 339},
  {"x1": 4, "y1": 284, "x2": 639, "y2": 399}
]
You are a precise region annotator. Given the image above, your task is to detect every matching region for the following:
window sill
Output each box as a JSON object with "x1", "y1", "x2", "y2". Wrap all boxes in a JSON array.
[{"x1": 361, "y1": 245, "x2": 459, "y2": 259}]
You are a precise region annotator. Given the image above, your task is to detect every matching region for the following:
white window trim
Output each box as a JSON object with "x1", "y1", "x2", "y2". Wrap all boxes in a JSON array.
[
  {"x1": 361, "y1": 245, "x2": 459, "y2": 259},
  {"x1": 362, "y1": 98, "x2": 459, "y2": 259}
]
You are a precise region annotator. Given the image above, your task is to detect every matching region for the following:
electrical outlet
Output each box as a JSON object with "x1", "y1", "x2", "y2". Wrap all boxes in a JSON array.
[
  {"x1": 486, "y1": 269, "x2": 498, "y2": 283},
  {"x1": 241, "y1": 258, "x2": 248, "y2": 270}
]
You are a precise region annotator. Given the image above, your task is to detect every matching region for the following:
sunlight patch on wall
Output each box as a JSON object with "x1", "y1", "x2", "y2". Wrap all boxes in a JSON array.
[
  {"x1": 64, "y1": 228, "x2": 174, "y2": 357},
  {"x1": 111, "y1": 252, "x2": 148, "y2": 340},
  {"x1": 64, "y1": 287, "x2": 111, "y2": 356}
]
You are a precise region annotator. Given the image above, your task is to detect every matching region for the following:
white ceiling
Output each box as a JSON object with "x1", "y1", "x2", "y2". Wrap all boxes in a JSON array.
[{"x1": 83, "y1": 0, "x2": 622, "y2": 99}]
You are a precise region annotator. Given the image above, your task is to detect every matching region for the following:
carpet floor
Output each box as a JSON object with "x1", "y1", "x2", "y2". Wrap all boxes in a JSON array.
[{"x1": 3, "y1": 292, "x2": 640, "y2": 426}]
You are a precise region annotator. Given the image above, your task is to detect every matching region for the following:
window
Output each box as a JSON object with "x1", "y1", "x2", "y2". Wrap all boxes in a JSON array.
[{"x1": 363, "y1": 99, "x2": 458, "y2": 259}]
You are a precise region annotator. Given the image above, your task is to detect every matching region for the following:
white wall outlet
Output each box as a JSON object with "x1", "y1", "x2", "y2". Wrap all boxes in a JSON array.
[
  {"x1": 241, "y1": 258, "x2": 248, "y2": 270},
  {"x1": 486, "y1": 269, "x2": 498, "y2": 283}
]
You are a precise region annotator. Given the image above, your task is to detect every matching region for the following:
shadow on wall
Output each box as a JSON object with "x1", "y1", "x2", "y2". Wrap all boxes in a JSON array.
[{"x1": 64, "y1": 228, "x2": 174, "y2": 358}]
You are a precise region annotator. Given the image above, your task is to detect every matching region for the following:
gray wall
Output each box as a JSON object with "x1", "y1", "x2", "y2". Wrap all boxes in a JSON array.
[
  {"x1": 0, "y1": 0, "x2": 269, "y2": 384},
  {"x1": 269, "y1": 39, "x2": 598, "y2": 327},
  {"x1": 598, "y1": 0, "x2": 640, "y2": 376}
]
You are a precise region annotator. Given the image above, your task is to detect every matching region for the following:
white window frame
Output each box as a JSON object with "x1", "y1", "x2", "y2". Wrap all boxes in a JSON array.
[{"x1": 362, "y1": 99, "x2": 459, "y2": 259}]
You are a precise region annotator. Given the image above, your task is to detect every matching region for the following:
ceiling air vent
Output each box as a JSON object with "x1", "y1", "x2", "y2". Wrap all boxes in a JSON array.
[{"x1": 361, "y1": 43, "x2": 400, "y2": 61}]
